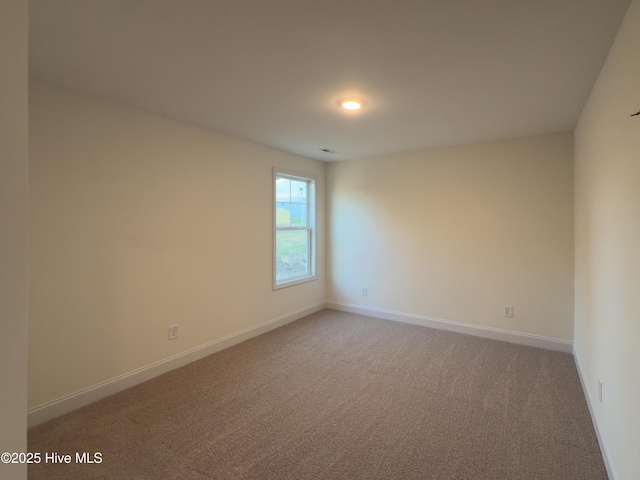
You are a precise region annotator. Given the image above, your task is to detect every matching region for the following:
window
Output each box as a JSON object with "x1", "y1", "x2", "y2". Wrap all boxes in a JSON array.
[{"x1": 274, "y1": 169, "x2": 316, "y2": 288}]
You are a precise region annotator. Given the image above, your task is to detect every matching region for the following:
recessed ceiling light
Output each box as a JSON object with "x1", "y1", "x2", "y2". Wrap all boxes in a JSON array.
[{"x1": 341, "y1": 99, "x2": 362, "y2": 111}]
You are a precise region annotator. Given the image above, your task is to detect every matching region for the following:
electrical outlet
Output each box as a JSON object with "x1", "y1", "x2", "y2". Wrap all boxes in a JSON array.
[
  {"x1": 361, "y1": 287, "x2": 367, "y2": 296},
  {"x1": 598, "y1": 380, "x2": 603, "y2": 403},
  {"x1": 504, "y1": 305, "x2": 513, "y2": 318},
  {"x1": 168, "y1": 325, "x2": 179, "y2": 340}
]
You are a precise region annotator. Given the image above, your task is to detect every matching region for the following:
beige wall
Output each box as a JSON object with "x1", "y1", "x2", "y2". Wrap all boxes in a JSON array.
[
  {"x1": 328, "y1": 133, "x2": 574, "y2": 341},
  {"x1": 574, "y1": 0, "x2": 640, "y2": 478},
  {"x1": 0, "y1": 1, "x2": 29, "y2": 479},
  {"x1": 28, "y1": 82, "x2": 326, "y2": 409}
]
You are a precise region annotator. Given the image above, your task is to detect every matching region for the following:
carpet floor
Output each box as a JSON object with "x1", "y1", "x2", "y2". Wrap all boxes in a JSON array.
[{"x1": 28, "y1": 309, "x2": 607, "y2": 479}]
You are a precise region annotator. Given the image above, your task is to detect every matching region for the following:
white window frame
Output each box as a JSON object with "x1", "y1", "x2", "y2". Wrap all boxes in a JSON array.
[{"x1": 273, "y1": 168, "x2": 317, "y2": 289}]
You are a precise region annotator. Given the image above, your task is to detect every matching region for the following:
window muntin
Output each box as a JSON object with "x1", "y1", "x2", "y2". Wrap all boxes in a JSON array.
[{"x1": 274, "y1": 170, "x2": 316, "y2": 288}]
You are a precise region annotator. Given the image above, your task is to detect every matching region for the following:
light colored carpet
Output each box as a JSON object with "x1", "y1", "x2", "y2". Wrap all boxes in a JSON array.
[{"x1": 28, "y1": 309, "x2": 607, "y2": 479}]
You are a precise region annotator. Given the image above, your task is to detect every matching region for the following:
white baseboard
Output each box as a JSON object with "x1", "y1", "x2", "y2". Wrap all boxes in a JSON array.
[
  {"x1": 28, "y1": 301, "x2": 574, "y2": 428},
  {"x1": 327, "y1": 301, "x2": 573, "y2": 353},
  {"x1": 573, "y1": 348, "x2": 616, "y2": 480},
  {"x1": 27, "y1": 301, "x2": 326, "y2": 428}
]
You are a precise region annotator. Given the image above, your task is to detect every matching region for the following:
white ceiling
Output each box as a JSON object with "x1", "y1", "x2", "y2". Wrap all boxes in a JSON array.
[{"x1": 29, "y1": 0, "x2": 631, "y2": 161}]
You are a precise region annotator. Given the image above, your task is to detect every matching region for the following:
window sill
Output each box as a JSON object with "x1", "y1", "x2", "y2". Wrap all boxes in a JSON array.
[{"x1": 273, "y1": 275, "x2": 317, "y2": 291}]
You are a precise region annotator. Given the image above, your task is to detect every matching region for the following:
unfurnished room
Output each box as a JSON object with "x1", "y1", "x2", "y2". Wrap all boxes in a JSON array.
[{"x1": 1, "y1": 1, "x2": 639, "y2": 479}]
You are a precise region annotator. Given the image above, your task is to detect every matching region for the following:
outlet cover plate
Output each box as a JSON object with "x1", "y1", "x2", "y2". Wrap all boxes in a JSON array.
[{"x1": 169, "y1": 325, "x2": 179, "y2": 340}]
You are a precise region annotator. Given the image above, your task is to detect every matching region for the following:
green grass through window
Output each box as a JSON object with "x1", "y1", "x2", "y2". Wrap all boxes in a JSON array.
[{"x1": 276, "y1": 230, "x2": 308, "y2": 280}]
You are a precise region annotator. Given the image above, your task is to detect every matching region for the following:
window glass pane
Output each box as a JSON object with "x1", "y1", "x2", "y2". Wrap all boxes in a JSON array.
[
  {"x1": 275, "y1": 177, "x2": 291, "y2": 203},
  {"x1": 276, "y1": 202, "x2": 291, "y2": 226},
  {"x1": 289, "y1": 203, "x2": 306, "y2": 226},
  {"x1": 276, "y1": 230, "x2": 308, "y2": 281},
  {"x1": 290, "y1": 180, "x2": 307, "y2": 204}
]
